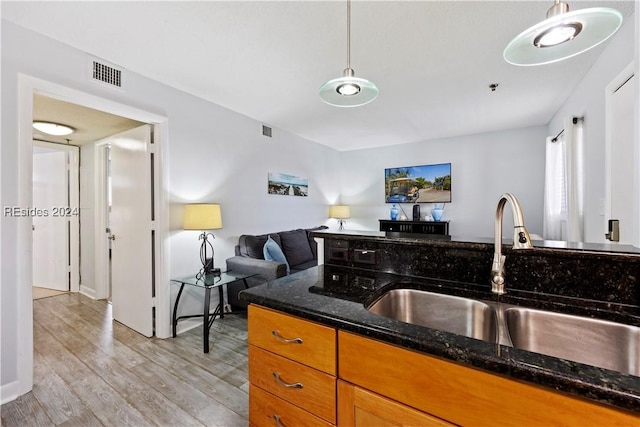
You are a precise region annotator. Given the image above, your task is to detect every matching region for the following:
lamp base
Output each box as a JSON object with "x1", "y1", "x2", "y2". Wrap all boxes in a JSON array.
[
  {"x1": 205, "y1": 268, "x2": 221, "y2": 277},
  {"x1": 203, "y1": 257, "x2": 221, "y2": 276}
]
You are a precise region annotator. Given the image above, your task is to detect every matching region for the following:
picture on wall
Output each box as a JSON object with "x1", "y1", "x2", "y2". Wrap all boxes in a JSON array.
[{"x1": 268, "y1": 172, "x2": 308, "y2": 197}]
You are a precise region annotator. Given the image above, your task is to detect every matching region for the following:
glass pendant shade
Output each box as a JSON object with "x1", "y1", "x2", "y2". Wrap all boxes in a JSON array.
[
  {"x1": 504, "y1": 6, "x2": 622, "y2": 66},
  {"x1": 319, "y1": 0, "x2": 378, "y2": 107},
  {"x1": 320, "y1": 70, "x2": 379, "y2": 107}
]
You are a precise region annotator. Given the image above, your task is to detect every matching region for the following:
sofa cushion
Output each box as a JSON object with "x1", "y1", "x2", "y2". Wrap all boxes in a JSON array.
[
  {"x1": 263, "y1": 236, "x2": 290, "y2": 274},
  {"x1": 279, "y1": 229, "x2": 314, "y2": 267},
  {"x1": 240, "y1": 233, "x2": 281, "y2": 259}
]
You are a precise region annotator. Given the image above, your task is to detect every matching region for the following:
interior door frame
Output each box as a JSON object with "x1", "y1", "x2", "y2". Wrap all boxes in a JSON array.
[
  {"x1": 93, "y1": 140, "x2": 110, "y2": 301},
  {"x1": 17, "y1": 74, "x2": 171, "y2": 397},
  {"x1": 604, "y1": 62, "x2": 635, "y2": 245},
  {"x1": 32, "y1": 140, "x2": 80, "y2": 293}
]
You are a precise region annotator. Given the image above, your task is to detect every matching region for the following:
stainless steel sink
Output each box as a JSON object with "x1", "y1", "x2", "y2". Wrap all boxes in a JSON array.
[
  {"x1": 505, "y1": 307, "x2": 640, "y2": 376},
  {"x1": 367, "y1": 289, "x2": 497, "y2": 342}
]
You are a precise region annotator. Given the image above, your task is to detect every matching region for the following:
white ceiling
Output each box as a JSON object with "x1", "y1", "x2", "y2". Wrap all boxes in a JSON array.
[
  {"x1": 2, "y1": 1, "x2": 635, "y2": 151},
  {"x1": 33, "y1": 94, "x2": 143, "y2": 146}
]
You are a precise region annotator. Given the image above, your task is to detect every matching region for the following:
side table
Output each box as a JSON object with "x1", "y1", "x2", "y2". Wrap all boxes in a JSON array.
[{"x1": 171, "y1": 271, "x2": 256, "y2": 353}]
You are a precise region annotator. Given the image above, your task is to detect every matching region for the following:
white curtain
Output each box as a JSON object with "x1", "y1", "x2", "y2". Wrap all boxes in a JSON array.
[
  {"x1": 564, "y1": 118, "x2": 584, "y2": 242},
  {"x1": 543, "y1": 136, "x2": 565, "y2": 240},
  {"x1": 543, "y1": 117, "x2": 584, "y2": 242}
]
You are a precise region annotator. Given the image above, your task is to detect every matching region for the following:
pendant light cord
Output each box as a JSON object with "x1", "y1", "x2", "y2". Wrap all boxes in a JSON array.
[{"x1": 346, "y1": 0, "x2": 351, "y2": 70}]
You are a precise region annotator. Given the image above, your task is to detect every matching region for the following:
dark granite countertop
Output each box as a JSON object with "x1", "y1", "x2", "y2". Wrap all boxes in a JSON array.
[
  {"x1": 240, "y1": 264, "x2": 640, "y2": 414},
  {"x1": 313, "y1": 228, "x2": 640, "y2": 255}
]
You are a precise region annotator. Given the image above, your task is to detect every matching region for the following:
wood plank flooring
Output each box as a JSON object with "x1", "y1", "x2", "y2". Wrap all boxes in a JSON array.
[{"x1": 1, "y1": 293, "x2": 249, "y2": 426}]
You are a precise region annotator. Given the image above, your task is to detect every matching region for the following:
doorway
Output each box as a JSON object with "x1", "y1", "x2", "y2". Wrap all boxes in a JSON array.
[
  {"x1": 17, "y1": 75, "x2": 170, "y2": 397},
  {"x1": 605, "y1": 64, "x2": 636, "y2": 245},
  {"x1": 32, "y1": 141, "x2": 80, "y2": 296}
]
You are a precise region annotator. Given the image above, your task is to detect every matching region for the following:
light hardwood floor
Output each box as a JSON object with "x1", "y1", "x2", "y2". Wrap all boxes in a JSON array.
[{"x1": 1, "y1": 293, "x2": 249, "y2": 426}]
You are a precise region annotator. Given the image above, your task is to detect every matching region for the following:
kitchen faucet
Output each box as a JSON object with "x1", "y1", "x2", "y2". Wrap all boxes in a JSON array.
[{"x1": 490, "y1": 193, "x2": 533, "y2": 294}]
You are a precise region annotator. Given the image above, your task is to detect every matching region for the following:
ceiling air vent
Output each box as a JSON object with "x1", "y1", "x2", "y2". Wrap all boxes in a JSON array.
[
  {"x1": 89, "y1": 58, "x2": 123, "y2": 89},
  {"x1": 262, "y1": 125, "x2": 272, "y2": 138}
]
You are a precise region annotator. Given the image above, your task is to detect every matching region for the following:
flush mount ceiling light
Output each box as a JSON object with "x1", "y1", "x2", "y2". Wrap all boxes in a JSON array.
[
  {"x1": 32, "y1": 121, "x2": 76, "y2": 136},
  {"x1": 319, "y1": 0, "x2": 378, "y2": 107},
  {"x1": 504, "y1": 0, "x2": 622, "y2": 66}
]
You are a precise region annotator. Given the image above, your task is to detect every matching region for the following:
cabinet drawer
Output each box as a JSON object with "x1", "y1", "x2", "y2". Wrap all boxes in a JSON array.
[
  {"x1": 353, "y1": 249, "x2": 376, "y2": 265},
  {"x1": 339, "y1": 331, "x2": 640, "y2": 426},
  {"x1": 249, "y1": 345, "x2": 336, "y2": 423},
  {"x1": 250, "y1": 384, "x2": 334, "y2": 427},
  {"x1": 328, "y1": 247, "x2": 349, "y2": 262},
  {"x1": 248, "y1": 305, "x2": 336, "y2": 375}
]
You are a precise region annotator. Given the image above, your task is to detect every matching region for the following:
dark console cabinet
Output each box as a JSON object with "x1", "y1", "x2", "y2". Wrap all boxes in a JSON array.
[{"x1": 379, "y1": 219, "x2": 449, "y2": 237}]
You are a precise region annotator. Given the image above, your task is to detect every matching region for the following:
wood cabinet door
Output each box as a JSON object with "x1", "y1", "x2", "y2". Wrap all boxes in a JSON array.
[{"x1": 338, "y1": 381, "x2": 454, "y2": 427}]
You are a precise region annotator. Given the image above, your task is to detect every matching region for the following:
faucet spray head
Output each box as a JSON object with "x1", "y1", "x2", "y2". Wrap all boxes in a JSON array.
[{"x1": 491, "y1": 193, "x2": 533, "y2": 294}]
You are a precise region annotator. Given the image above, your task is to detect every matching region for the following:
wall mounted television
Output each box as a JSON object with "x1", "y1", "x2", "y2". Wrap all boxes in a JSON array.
[{"x1": 385, "y1": 163, "x2": 451, "y2": 203}]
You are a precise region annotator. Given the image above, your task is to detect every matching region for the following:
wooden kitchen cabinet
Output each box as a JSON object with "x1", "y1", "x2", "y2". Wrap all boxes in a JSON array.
[
  {"x1": 337, "y1": 380, "x2": 454, "y2": 427},
  {"x1": 248, "y1": 305, "x2": 337, "y2": 426},
  {"x1": 339, "y1": 331, "x2": 640, "y2": 426},
  {"x1": 247, "y1": 306, "x2": 639, "y2": 427}
]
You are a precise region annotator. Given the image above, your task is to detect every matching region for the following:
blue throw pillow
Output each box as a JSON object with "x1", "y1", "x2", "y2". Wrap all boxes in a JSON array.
[{"x1": 263, "y1": 236, "x2": 290, "y2": 275}]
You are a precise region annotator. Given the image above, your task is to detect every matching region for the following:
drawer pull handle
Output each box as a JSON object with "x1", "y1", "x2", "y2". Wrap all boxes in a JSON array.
[
  {"x1": 271, "y1": 330, "x2": 303, "y2": 344},
  {"x1": 273, "y1": 414, "x2": 284, "y2": 427},
  {"x1": 273, "y1": 372, "x2": 303, "y2": 389}
]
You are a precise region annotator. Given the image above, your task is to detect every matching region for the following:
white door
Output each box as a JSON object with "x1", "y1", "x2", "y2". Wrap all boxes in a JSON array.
[
  {"x1": 606, "y1": 71, "x2": 635, "y2": 245},
  {"x1": 32, "y1": 143, "x2": 80, "y2": 292},
  {"x1": 109, "y1": 125, "x2": 154, "y2": 337}
]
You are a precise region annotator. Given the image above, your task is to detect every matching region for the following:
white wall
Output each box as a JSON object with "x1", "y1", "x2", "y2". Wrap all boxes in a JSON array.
[
  {"x1": 339, "y1": 126, "x2": 547, "y2": 239},
  {"x1": 79, "y1": 143, "x2": 96, "y2": 297},
  {"x1": 1, "y1": 20, "x2": 340, "y2": 397},
  {"x1": 548, "y1": 14, "x2": 635, "y2": 243}
]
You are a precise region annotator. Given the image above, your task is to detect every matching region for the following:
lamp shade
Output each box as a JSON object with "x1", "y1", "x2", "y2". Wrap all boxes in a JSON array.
[
  {"x1": 329, "y1": 205, "x2": 350, "y2": 219},
  {"x1": 183, "y1": 204, "x2": 222, "y2": 230}
]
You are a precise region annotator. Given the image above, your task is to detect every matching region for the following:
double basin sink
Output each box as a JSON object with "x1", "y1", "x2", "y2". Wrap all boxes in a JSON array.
[{"x1": 367, "y1": 288, "x2": 640, "y2": 376}]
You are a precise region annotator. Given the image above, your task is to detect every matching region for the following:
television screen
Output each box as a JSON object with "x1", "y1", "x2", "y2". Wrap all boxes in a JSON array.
[{"x1": 385, "y1": 163, "x2": 451, "y2": 203}]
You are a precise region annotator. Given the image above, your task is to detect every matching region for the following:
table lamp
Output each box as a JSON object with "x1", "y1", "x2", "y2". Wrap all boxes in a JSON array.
[
  {"x1": 184, "y1": 203, "x2": 223, "y2": 277},
  {"x1": 329, "y1": 205, "x2": 350, "y2": 231}
]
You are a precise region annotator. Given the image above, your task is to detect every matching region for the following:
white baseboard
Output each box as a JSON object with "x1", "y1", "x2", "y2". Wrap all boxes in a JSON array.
[
  {"x1": 79, "y1": 285, "x2": 96, "y2": 299},
  {"x1": 0, "y1": 380, "x2": 20, "y2": 405}
]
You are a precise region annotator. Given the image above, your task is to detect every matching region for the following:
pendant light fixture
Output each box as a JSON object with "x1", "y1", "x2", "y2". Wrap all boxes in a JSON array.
[
  {"x1": 319, "y1": 0, "x2": 378, "y2": 107},
  {"x1": 503, "y1": 0, "x2": 622, "y2": 66}
]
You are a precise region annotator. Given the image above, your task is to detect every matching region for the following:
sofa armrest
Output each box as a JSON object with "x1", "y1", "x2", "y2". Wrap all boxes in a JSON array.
[
  {"x1": 225, "y1": 256, "x2": 287, "y2": 309},
  {"x1": 225, "y1": 256, "x2": 287, "y2": 282}
]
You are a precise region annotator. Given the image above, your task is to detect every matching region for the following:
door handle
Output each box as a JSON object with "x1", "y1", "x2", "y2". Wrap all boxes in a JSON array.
[{"x1": 108, "y1": 235, "x2": 116, "y2": 241}]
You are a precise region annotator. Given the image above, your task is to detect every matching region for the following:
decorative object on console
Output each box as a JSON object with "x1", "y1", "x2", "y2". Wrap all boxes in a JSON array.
[
  {"x1": 319, "y1": 0, "x2": 378, "y2": 107},
  {"x1": 385, "y1": 163, "x2": 451, "y2": 203},
  {"x1": 431, "y1": 204, "x2": 445, "y2": 221},
  {"x1": 412, "y1": 204, "x2": 421, "y2": 220},
  {"x1": 183, "y1": 203, "x2": 223, "y2": 278},
  {"x1": 329, "y1": 205, "x2": 350, "y2": 231},
  {"x1": 389, "y1": 204, "x2": 399, "y2": 221},
  {"x1": 504, "y1": 0, "x2": 622, "y2": 66}
]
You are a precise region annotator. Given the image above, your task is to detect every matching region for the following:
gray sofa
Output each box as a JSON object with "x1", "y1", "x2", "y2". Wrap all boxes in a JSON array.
[{"x1": 225, "y1": 226, "x2": 328, "y2": 309}]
